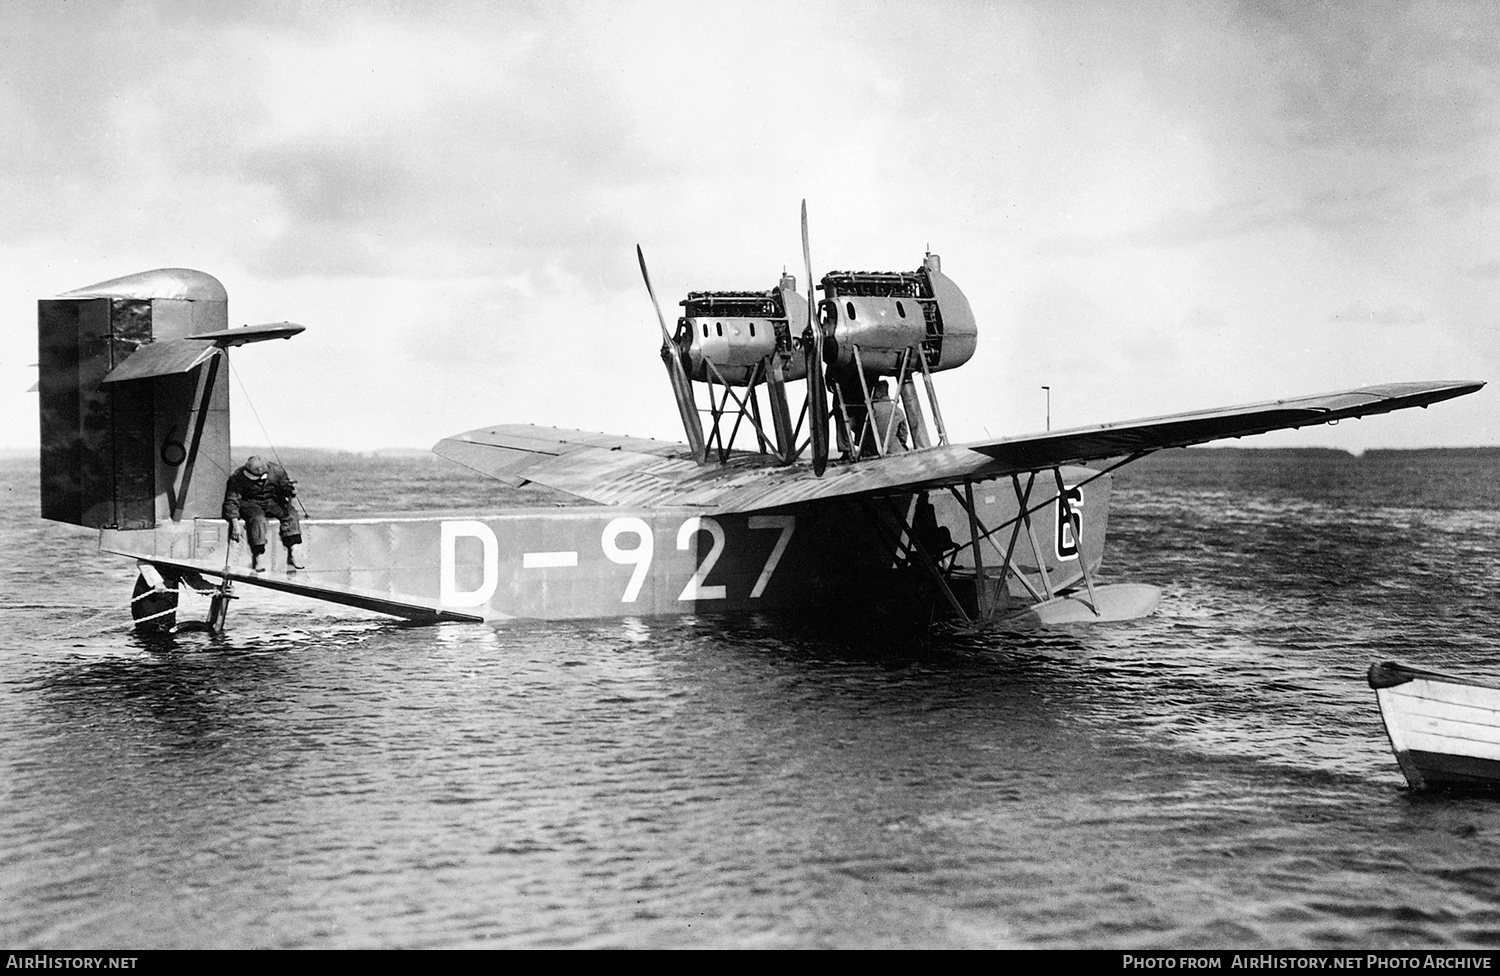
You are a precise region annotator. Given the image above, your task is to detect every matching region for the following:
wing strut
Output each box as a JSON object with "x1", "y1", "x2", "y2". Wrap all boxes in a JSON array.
[
  {"x1": 167, "y1": 353, "x2": 222, "y2": 522},
  {"x1": 964, "y1": 482, "x2": 990, "y2": 618},
  {"x1": 1013, "y1": 474, "x2": 1055, "y2": 600},
  {"x1": 845, "y1": 344, "x2": 918, "y2": 458},
  {"x1": 939, "y1": 453, "x2": 1151, "y2": 617},
  {"x1": 859, "y1": 497, "x2": 972, "y2": 624},
  {"x1": 1052, "y1": 466, "x2": 1098, "y2": 613},
  {"x1": 854, "y1": 476, "x2": 1112, "y2": 630},
  {"x1": 701, "y1": 358, "x2": 781, "y2": 462},
  {"x1": 915, "y1": 343, "x2": 949, "y2": 446}
]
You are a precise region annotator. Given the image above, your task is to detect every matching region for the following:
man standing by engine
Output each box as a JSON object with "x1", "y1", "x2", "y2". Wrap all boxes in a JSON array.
[
  {"x1": 223, "y1": 455, "x2": 304, "y2": 572},
  {"x1": 864, "y1": 379, "x2": 910, "y2": 457}
]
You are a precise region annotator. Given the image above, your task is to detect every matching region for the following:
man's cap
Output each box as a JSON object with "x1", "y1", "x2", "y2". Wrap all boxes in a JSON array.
[{"x1": 245, "y1": 456, "x2": 270, "y2": 478}]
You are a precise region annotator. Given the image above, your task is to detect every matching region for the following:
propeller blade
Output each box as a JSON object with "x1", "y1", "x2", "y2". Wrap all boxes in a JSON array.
[
  {"x1": 801, "y1": 201, "x2": 830, "y2": 475},
  {"x1": 637, "y1": 244, "x2": 676, "y2": 348},
  {"x1": 637, "y1": 244, "x2": 707, "y2": 464}
]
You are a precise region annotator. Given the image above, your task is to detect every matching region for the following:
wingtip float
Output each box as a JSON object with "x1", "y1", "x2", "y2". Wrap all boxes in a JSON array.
[{"x1": 35, "y1": 220, "x2": 1484, "y2": 635}]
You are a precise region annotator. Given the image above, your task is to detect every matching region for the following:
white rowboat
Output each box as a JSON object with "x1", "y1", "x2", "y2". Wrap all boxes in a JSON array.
[{"x1": 1368, "y1": 661, "x2": 1500, "y2": 790}]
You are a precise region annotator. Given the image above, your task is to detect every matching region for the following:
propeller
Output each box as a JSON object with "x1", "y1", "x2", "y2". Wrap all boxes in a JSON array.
[
  {"x1": 637, "y1": 245, "x2": 707, "y2": 464},
  {"x1": 801, "y1": 201, "x2": 830, "y2": 475}
]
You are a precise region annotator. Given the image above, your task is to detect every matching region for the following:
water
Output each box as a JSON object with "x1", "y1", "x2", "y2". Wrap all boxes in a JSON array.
[{"x1": 4, "y1": 448, "x2": 1500, "y2": 948}]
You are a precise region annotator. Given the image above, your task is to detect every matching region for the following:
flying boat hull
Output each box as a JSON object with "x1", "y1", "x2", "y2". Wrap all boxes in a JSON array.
[{"x1": 102, "y1": 469, "x2": 1113, "y2": 625}]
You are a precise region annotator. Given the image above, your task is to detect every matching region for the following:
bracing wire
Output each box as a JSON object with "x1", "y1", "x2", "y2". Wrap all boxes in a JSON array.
[{"x1": 226, "y1": 355, "x2": 310, "y2": 518}]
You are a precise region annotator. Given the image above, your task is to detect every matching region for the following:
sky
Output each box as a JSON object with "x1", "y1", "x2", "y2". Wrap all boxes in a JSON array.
[{"x1": 2, "y1": 0, "x2": 1496, "y2": 453}]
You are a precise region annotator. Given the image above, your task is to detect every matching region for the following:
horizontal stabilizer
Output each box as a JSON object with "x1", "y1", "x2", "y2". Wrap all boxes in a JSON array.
[
  {"x1": 186, "y1": 321, "x2": 305, "y2": 346},
  {"x1": 101, "y1": 323, "x2": 305, "y2": 384},
  {"x1": 101, "y1": 338, "x2": 219, "y2": 384}
]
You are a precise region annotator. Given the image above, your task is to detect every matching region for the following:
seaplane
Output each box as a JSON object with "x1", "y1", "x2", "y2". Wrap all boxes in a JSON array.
[{"x1": 35, "y1": 204, "x2": 1484, "y2": 635}]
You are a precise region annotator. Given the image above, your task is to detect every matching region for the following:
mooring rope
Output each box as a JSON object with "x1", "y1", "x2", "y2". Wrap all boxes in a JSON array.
[
  {"x1": 128, "y1": 582, "x2": 182, "y2": 628},
  {"x1": 130, "y1": 586, "x2": 173, "y2": 606},
  {"x1": 38, "y1": 607, "x2": 143, "y2": 640},
  {"x1": 40, "y1": 582, "x2": 196, "y2": 639}
]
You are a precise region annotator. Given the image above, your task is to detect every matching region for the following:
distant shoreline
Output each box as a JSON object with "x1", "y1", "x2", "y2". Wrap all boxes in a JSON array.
[{"x1": 1, "y1": 444, "x2": 1498, "y2": 461}]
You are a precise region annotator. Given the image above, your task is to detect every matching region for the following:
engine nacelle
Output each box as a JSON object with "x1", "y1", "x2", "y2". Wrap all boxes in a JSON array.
[
  {"x1": 818, "y1": 253, "x2": 977, "y2": 376},
  {"x1": 677, "y1": 275, "x2": 809, "y2": 386}
]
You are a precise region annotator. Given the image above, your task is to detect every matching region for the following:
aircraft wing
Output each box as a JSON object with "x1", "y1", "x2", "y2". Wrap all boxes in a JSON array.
[
  {"x1": 433, "y1": 380, "x2": 1483, "y2": 513},
  {"x1": 964, "y1": 380, "x2": 1485, "y2": 471},
  {"x1": 432, "y1": 426, "x2": 707, "y2": 505}
]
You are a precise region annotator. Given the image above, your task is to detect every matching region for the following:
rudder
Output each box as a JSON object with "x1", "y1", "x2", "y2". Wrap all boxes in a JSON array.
[{"x1": 38, "y1": 268, "x2": 231, "y2": 529}]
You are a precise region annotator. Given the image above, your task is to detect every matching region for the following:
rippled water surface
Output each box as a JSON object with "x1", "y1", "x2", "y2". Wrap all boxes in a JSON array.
[{"x1": 4, "y1": 449, "x2": 1500, "y2": 949}]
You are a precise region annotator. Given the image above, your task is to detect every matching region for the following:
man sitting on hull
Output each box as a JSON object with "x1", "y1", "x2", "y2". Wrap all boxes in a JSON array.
[{"x1": 223, "y1": 455, "x2": 304, "y2": 572}]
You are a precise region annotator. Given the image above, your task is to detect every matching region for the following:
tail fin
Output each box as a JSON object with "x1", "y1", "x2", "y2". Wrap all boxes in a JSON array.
[{"x1": 38, "y1": 268, "x2": 234, "y2": 529}]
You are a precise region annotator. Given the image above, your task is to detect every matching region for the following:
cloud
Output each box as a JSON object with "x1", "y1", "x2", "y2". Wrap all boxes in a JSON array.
[
  {"x1": 1326, "y1": 299, "x2": 1427, "y2": 326},
  {"x1": 1424, "y1": 173, "x2": 1500, "y2": 217},
  {"x1": 1299, "y1": 183, "x2": 1405, "y2": 229},
  {"x1": 1036, "y1": 187, "x2": 1404, "y2": 254},
  {"x1": 227, "y1": 15, "x2": 667, "y2": 287},
  {"x1": 1, "y1": 1, "x2": 1496, "y2": 453},
  {"x1": 0, "y1": 3, "x2": 666, "y2": 284},
  {"x1": 1247, "y1": 0, "x2": 1500, "y2": 153}
]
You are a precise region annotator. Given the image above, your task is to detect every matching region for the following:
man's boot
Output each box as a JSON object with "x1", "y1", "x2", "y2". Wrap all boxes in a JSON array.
[
  {"x1": 251, "y1": 549, "x2": 265, "y2": 573},
  {"x1": 286, "y1": 545, "x2": 305, "y2": 570}
]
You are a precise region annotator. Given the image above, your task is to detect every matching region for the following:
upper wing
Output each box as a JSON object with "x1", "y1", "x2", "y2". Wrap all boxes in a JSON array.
[
  {"x1": 432, "y1": 426, "x2": 711, "y2": 505},
  {"x1": 967, "y1": 380, "x2": 1484, "y2": 471},
  {"x1": 433, "y1": 380, "x2": 1483, "y2": 513}
]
